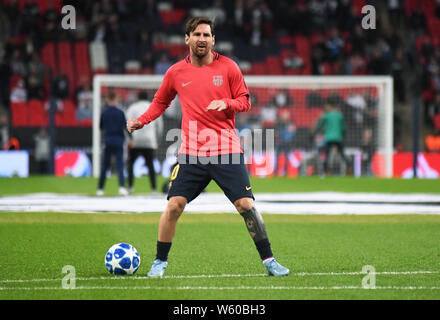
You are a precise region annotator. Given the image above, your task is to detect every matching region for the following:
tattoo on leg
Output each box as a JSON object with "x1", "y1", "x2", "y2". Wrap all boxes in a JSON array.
[{"x1": 240, "y1": 207, "x2": 268, "y2": 243}]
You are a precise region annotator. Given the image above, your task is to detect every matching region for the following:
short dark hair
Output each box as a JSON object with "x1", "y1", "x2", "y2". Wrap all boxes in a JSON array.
[
  {"x1": 185, "y1": 17, "x2": 215, "y2": 36},
  {"x1": 106, "y1": 90, "x2": 117, "y2": 102},
  {"x1": 326, "y1": 95, "x2": 340, "y2": 107},
  {"x1": 138, "y1": 91, "x2": 149, "y2": 100}
]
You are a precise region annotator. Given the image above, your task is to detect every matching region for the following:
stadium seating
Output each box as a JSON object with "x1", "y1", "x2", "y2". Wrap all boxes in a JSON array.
[
  {"x1": 55, "y1": 100, "x2": 77, "y2": 127},
  {"x1": 293, "y1": 35, "x2": 311, "y2": 75},
  {"x1": 265, "y1": 56, "x2": 283, "y2": 75},
  {"x1": 27, "y1": 99, "x2": 48, "y2": 127},
  {"x1": 159, "y1": 9, "x2": 186, "y2": 26},
  {"x1": 168, "y1": 43, "x2": 188, "y2": 59},
  {"x1": 8, "y1": 0, "x2": 62, "y2": 12},
  {"x1": 36, "y1": 0, "x2": 62, "y2": 12},
  {"x1": 4, "y1": 0, "x2": 440, "y2": 139},
  {"x1": 404, "y1": 0, "x2": 419, "y2": 16},
  {"x1": 40, "y1": 42, "x2": 57, "y2": 76},
  {"x1": 74, "y1": 42, "x2": 92, "y2": 87},
  {"x1": 352, "y1": 0, "x2": 366, "y2": 15},
  {"x1": 9, "y1": 74, "x2": 23, "y2": 92},
  {"x1": 89, "y1": 41, "x2": 109, "y2": 75},
  {"x1": 250, "y1": 62, "x2": 268, "y2": 75},
  {"x1": 10, "y1": 102, "x2": 28, "y2": 127}
]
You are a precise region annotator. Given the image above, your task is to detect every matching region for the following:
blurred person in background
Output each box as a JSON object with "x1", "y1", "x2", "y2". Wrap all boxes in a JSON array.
[
  {"x1": 97, "y1": 91, "x2": 128, "y2": 196},
  {"x1": 75, "y1": 77, "x2": 93, "y2": 122},
  {"x1": 5, "y1": 136, "x2": 20, "y2": 150},
  {"x1": 154, "y1": 52, "x2": 172, "y2": 75},
  {"x1": 27, "y1": 52, "x2": 46, "y2": 84},
  {"x1": 425, "y1": 129, "x2": 440, "y2": 153},
  {"x1": 314, "y1": 99, "x2": 348, "y2": 176},
  {"x1": 51, "y1": 73, "x2": 69, "y2": 101},
  {"x1": 276, "y1": 110, "x2": 296, "y2": 154},
  {"x1": 10, "y1": 79, "x2": 27, "y2": 103},
  {"x1": 26, "y1": 65, "x2": 45, "y2": 100},
  {"x1": 33, "y1": 127, "x2": 50, "y2": 174},
  {"x1": 9, "y1": 49, "x2": 27, "y2": 77},
  {"x1": 125, "y1": 91, "x2": 163, "y2": 194},
  {"x1": 427, "y1": 92, "x2": 440, "y2": 129},
  {"x1": 275, "y1": 110, "x2": 296, "y2": 175},
  {"x1": 20, "y1": 0, "x2": 40, "y2": 34},
  {"x1": 0, "y1": 109, "x2": 9, "y2": 150}
]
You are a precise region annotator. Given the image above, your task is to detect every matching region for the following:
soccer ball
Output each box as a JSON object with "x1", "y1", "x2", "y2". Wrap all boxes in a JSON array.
[{"x1": 105, "y1": 243, "x2": 140, "y2": 275}]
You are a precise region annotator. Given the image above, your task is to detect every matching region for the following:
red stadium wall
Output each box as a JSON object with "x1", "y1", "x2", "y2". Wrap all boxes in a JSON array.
[
  {"x1": 373, "y1": 152, "x2": 440, "y2": 179},
  {"x1": 247, "y1": 151, "x2": 440, "y2": 179}
]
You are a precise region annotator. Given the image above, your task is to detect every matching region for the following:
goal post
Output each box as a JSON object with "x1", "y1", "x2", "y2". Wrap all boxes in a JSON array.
[
  {"x1": 92, "y1": 75, "x2": 164, "y2": 178},
  {"x1": 92, "y1": 75, "x2": 393, "y2": 178}
]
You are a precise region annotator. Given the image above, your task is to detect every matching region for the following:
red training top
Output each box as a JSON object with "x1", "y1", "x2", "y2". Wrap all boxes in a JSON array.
[{"x1": 137, "y1": 52, "x2": 251, "y2": 156}]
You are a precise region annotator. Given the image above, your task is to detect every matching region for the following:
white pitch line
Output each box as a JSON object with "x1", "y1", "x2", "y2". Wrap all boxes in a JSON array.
[
  {"x1": 293, "y1": 271, "x2": 440, "y2": 276},
  {"x1": 2, "y1": 192, "x2": 440, "y2": 214},
  {"x1": 1, "y1": 285, "x2": 440, "y2": 291},
  {"x1": 0, "y1": 270, "x2": 438, "y2": 284},
  {"x1": 0, "y1": 273, "x2": 267, "y2": 283}
]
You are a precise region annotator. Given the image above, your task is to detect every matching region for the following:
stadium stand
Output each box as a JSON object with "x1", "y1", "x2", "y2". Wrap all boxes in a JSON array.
[
  {"x1": 0, "y1": 0, "x2": 439, "y2": 155},
  {"x1": 27, "y1": 99, "x2": 48, "y2": 127}
]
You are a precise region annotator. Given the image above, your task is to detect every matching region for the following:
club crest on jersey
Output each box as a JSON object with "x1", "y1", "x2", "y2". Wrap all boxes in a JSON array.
[{"x1": 213, "y1": 75, "x2": 223, "y2": 87}]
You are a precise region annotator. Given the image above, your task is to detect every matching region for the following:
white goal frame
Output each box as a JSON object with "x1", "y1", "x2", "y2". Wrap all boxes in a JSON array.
[{"x1": 92, "y1": 75, "x2": 393, "y2": 178}]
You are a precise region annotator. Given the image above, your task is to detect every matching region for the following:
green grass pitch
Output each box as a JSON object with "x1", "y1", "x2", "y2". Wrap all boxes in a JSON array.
[{"x1": 0, "y1": 176, "x2": 439, "y2": 300}]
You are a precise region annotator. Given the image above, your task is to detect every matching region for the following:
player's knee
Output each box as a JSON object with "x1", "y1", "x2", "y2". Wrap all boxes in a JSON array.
[
  {"x1": 166, "y1": 196, "x2": 186, "y2": 218},
  {"x1": 234, "y1": 197, "x2": 254, "y2": 213}
]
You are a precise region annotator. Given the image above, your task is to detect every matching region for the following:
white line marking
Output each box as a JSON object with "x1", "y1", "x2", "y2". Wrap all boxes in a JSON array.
[
  {"x1": 1, "y1": 270, "x2": 438, "y2": 284},
  {"x1": 293, "y1": 271, "x2": 440, "y2": 276},
  {"x1": 2, "y1": 192, "x2": 440, "y2": 214}
]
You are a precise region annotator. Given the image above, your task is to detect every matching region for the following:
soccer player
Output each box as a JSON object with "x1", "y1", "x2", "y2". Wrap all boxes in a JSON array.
[
  {"x1": 126, "y1": 91, "x2": 163, "y2": 194},
  {"x1": 314, "y1": 100, "x2": 348, "y2": 176},
  {"x1": 97, "y1": 91, "x2": 128, "y2": 196},
  {"x1": 127, "y1": 17, "x2": 289, "y2": 277}
]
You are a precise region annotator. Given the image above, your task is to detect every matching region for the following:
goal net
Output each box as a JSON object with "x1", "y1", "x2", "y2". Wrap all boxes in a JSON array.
[{"x1": 92, "y1": 75, "x2": 393, "y2": 178}]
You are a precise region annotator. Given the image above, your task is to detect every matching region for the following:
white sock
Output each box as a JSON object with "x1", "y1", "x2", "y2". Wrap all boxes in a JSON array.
[{"x1": 262, "y1": 257, "x2": 274, "y2": 264}]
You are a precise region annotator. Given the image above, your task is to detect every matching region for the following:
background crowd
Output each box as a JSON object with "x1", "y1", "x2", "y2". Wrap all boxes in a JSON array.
[{"x1": 1, "y1": 0, "x2": 440, "y2": 169}]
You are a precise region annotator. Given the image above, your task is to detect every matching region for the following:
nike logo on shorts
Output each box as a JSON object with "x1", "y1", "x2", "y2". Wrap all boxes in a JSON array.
[{"x1": 246, "y1": 186, "x2": 252, "y2": 191}]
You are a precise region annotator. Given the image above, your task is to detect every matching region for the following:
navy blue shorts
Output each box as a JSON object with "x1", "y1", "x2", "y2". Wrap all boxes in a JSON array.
[{"x1": 167, "y1": 153, "x2": 254, "y2": 204}]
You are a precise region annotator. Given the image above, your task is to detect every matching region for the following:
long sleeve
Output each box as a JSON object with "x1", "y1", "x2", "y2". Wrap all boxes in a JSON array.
[
  {"x1": 223, "y1": 95, "x2": 251, "y2": 114},
  {"x1": 137, "y1": 70, "x2": 177, "y2": 127}
]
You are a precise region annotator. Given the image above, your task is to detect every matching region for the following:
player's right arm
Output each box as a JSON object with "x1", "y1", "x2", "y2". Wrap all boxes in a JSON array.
[{"x1": 127, "y1": 69, "x2": 177, "y2": 133}]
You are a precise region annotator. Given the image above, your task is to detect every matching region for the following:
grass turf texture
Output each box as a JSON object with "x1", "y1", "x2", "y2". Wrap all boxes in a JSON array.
[
  {"x1": 0, "y1": 212, "x2": 439, "y2": 300},
  {"x1": 1, "y1": 175, "x2": 440, "y2": 195},
  {"x1": 1, "y1": 176, "x2": 439, "y2": 300}
]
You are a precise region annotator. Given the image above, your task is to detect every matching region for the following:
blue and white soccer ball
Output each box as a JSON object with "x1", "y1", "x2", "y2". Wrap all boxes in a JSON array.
[{"x1": 105, "y1": 243, "x2": 140, "y2": 275}]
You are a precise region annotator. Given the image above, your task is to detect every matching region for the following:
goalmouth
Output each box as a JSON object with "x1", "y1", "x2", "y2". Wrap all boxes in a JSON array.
[{"x1": 92, "y1": 75, "x2": 393, "y2": 178}]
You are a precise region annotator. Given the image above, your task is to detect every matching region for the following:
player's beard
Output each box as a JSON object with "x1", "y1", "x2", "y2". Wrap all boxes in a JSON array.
[{"x1": 192, "y1": 42, "x2": 211, "y2": 59}]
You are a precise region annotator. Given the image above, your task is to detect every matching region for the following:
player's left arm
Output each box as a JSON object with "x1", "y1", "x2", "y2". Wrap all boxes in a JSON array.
[{"x1": 206, "y1": 61, "x2": 250, "y2": 115}]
